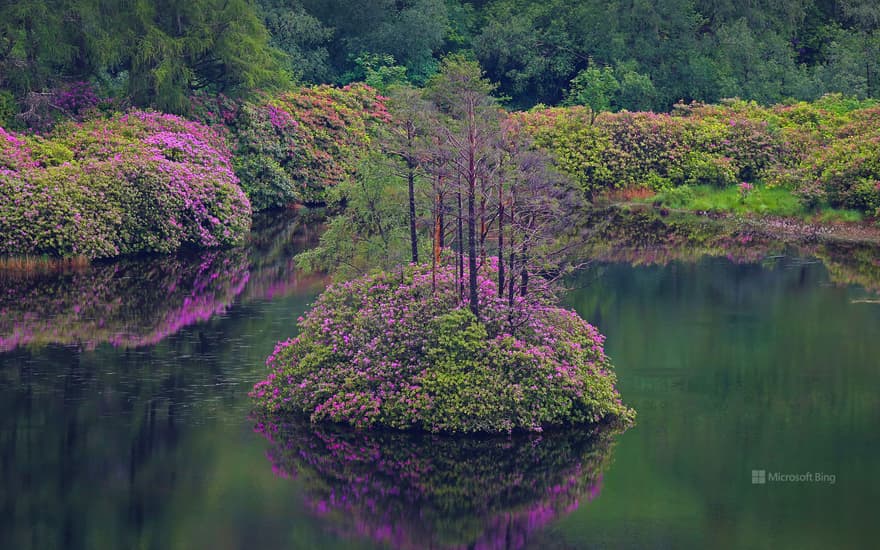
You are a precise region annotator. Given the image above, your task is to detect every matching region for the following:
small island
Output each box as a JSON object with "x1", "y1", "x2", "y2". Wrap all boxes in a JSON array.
[{"x1": 251, "y1": 260, "x2": 634, "y2": 433}]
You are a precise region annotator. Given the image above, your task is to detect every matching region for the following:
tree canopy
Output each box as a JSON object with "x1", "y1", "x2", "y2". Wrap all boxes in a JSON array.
[{"x1": 2, "y1": 0, "x2": 880, "y2": 120}]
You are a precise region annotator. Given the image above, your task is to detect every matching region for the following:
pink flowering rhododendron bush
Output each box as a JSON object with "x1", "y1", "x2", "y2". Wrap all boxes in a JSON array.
[
  {"x1": 252, "y1": 260, "x2": 634, "y2": 433},
  {"x1": 191, "y1": 84, "x2": 390, "y2": 210},
  {"x1": 253, "y1": 416, "x2": 620, "y2": 550},
  {"x1": 0, "y1": 111, "x2": 251, "y2": 258}
]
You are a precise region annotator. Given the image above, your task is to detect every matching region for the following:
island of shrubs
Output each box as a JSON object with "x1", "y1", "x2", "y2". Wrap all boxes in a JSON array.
[{"x1": 251, "y1": 260, "x2": 634, "y2": 433}]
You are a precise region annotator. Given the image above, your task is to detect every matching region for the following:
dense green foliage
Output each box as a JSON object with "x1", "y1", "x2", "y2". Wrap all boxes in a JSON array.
[
  {"x1": 3, "y1": 1, "x2": 880, "y2": 120},
  {"x1": 252, "y1": 261, "x2": 634, "y2": 433},
  {"x1": 516, "y1": 95, "x2": 880, "y2": 217},
  {"x1": 0, "y1": 112, "x2": 251, "y2": 258},
  {"x1": 3, "y1": 3, "x2": 880, "y2": 261},
  {"x1": 192, "y1": 84, "x2": 390, "y2": 210},
  {"x1": 0, "y1": 0, "x2": 285, "y2": 117}
]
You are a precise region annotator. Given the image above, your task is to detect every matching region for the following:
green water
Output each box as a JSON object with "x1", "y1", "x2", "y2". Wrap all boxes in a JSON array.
[{"x1": 1, "y1": 215, "x2": 878, "y2": 549}]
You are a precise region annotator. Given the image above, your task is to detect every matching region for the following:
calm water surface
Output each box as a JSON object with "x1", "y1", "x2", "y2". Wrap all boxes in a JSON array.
[{"x1": 1, "y1": 213, "x2": 878, "y2": 549}]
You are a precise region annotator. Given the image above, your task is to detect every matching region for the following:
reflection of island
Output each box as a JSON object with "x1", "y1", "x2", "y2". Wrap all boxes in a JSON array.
[
  {"x1": 0, "y1": 210, "x2": 324, "y2": 352},
  {"x1": 254, "y1": 417, "x2": 625, "y2": 550}
]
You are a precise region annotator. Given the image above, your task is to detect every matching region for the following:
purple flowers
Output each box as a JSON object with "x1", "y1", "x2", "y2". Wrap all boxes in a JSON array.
[
  {"x1": 251, "y1": 260, "x2": 635, "y2": 433},
  {"x1": 1, "y1": 111, "x2": 251, "y2": 258}
]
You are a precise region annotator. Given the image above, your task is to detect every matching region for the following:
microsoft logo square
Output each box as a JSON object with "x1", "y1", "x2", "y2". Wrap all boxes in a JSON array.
[{"x1": 751, "y1": 470, "x2": 766, "y2": 484}]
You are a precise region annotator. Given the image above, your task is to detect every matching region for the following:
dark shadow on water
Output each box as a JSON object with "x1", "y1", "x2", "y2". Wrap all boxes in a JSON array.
[{"x1": 253, "y1": 416, "x2": 627, "y2": 550}]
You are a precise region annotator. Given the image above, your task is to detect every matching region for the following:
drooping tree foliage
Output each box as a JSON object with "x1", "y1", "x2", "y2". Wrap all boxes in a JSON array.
[{"x1": 0, "y1": 0, "x2": 285, "y2": 117}]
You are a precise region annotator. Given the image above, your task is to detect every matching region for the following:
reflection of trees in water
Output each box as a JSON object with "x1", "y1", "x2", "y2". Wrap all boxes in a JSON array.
[
  {"x1": 586, "y1": 239, "x2": 880, "y2": 294},
  {"x1": 255, "y1": 417, "x2": 625, "y2": 550},
  {"x1": 0, "y1": 291, "x2": 318, "y2": 549},
  {"x1": 0, "y1": 211, "x2": 324, "y2": 352},
  {"x1": 0, "y1": 250, "x2": 251, "y2": 351},
  {"x1": 0, "y1": 339, "x2": 217, "y2": 548},
  {"x1": 814, "y1": 242, "x2": 880, "y2": 294},
  {"x1": 578, "y1": 206, "x2": 880, "y2": 293},
  {"x1": 0, "y1": 211, "x2": 326, "y2": 547}
]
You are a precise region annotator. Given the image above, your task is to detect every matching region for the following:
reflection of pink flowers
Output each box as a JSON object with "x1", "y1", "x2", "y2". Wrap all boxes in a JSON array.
[
  {"x1": 253, "y1": 417, "x2": 624, "y2": 550},
  {"x1": 0, "y1": 211, "x2": 325, "y2": 352},
  {"x1": 0, "y1": 249, "x2": 249, "y2": 352}
]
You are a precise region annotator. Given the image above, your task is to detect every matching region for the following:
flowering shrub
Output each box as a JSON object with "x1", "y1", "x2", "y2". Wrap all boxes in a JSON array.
[
  {"x1": 808, "y1": 134, "x2": 880, "y2": 213},
  {"x1": 253, "y1": 416, "x2": 622, "y2": 550},
  {"x1": 252, "y1": 260, "x2": 634, "y2": 433},
  {"x1": 191, "y1": 84, "x2": 390, "y2": 210},
  {"x1": 516, "y1": 95, "x2": 880, "y2": 216},
  {"x1": 52, "y1": 82, "x2": 101, "y2": 116},
  {"x1": 0, "y1": 111, "x2": 252, "y2": 258},
  {"x1": 513, "y1": 107, "x2": 685, "y2": 196}
]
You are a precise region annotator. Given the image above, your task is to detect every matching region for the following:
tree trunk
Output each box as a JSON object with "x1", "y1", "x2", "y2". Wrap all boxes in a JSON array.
[
  {"x1": 520, "y1": 245, "x2": 529, "y2": 297},
  {"x1": 457, "y1": 190, "x2": 464, "y2": 302},
  {"x1": 468, "y1": 180, "x2": 479, "y2": 318},
  {"x1": 408, "y1": 161, "x2": 418, "y2": 263},
  {"x1": 497, "y1": 181, "x2": 505, "y2": 294},
  {"x1": 479, "y1": 176, "x2": 487, "y2": 263},
  {"x1": 466, "y1": 105, "x2": 479, "y2": 319},
  {"x1": 433, "y1": 192, "x2": 442, "y2": 267},
  {"x1": 508, "y1": 237, "x2": 516, "y2": 309},
  {"x1": 432, "y1": 192, "x2": 441, "y2": 294},
  {"x1": 438, "y1": 194, "x2": 445, "y2": 249}
]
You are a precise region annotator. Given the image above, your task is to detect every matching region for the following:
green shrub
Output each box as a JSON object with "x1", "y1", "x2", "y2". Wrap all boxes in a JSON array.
[
  {"x1": 252, "y1": 261, "x2": 634, "y2": 433},
  {"x1": 670, "y1": 152, "x2": 738, "y2": 188},
  {"x1": 644, "y1": 172, "x2": 673, "y2": 192},
  {"x1": 818, "y1": 136, "x2": 880, "y2": 212},
  {"x1": 654, "y1": 185, "x2": 695, "y2": 208},
  {"x1": 1, "y1": 112, "x2": 251, "y2": 258}
]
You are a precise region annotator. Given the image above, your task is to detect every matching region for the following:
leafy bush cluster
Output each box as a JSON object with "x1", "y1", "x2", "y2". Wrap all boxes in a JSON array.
[
  {"x1": 786, "y1": 109, "x2": 880, "y2": 216},
  {"x1": 251, "y1": 260, "x2": 634, "y2": 433},
  {"x1": 0, "y1": 112, "x2": 252, "y2": 258},
  {"x1": 253, "y1": 416, "x2": 621, "y2": 550},
  {"x1": 516, "y1": 95, "x2": 880, "y2": 216},
  {"x1": 191, "y1": 84, "x2": 390, "y2": 210}
]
